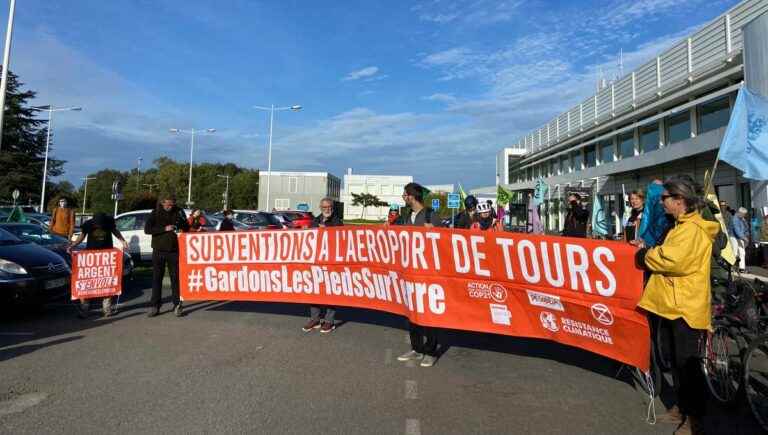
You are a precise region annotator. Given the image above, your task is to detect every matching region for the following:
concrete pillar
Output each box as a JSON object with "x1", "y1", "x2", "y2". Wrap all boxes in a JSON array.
[{"x1": 744, "y1": 12, "x2": 768, "y2": 214}]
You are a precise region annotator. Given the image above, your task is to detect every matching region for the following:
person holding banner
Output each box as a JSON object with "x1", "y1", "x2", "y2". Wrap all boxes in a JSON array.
[
  {"x1": 396, "y1": 183, "x2": 442, "y2": 367},
  {"x1": 68, "y1": 213, "x2": 129, "y2": 318},
  {"x1": 188, "y1": 209, "x2": 207, "y2": 233},
  {"x1": 471, "y1": 202, "x2": 498, "y2": 231},
  {"x1": 562, "y1": 193, "x2": 588, "y2": 238},
  {"x1": 303, "y1": 197, "x2": 343, "y2": 333},
  {"x1": 145, "y1": 194, "x2": 190, "y2": 318},
  {"x1": 632, "y1": 177, "x2": 719, "y2": 432},
  {"x1": 219, "y1": 209, "x2": 235, "y2": 232}
]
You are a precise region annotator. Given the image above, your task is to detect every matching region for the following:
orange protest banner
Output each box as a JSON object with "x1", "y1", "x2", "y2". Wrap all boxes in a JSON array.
[
  {"x1": 179, "y1": 227, "x2": 650, "y2": 370},
  {"x1": 70, "y1": 248, "x2": 124, "y2": 300}
]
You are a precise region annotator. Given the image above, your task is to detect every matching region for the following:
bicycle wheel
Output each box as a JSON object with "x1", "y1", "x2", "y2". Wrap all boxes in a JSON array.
[
  {"x1": 745, "y1": 335, "x2": 768, "y2": 431},
  {"x1": 700, "y1": 324, "x2": 744, "y2": 403}
]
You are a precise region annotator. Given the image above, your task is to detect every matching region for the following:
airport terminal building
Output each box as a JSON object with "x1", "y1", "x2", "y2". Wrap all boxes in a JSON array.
[{"x1": 491, "y1": 0, "x2": 768, "y2": 233}]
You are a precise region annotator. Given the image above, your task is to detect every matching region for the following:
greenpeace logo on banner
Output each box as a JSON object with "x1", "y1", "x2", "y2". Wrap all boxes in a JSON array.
[
  {"x1": 467, "y1": 282, "x2": 507, "y2": 303},
  {"x1": 526, "y1": 290, "x2": 564, "y2": 312},
  {"x1": 490, "y1": 304, "x2": 512, "y2": 325}
]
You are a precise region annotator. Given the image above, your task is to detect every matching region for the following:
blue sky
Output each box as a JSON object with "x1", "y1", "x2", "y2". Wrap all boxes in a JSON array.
[{"x1": 1, "y1": 0, "x2": 740, "y2": 189}]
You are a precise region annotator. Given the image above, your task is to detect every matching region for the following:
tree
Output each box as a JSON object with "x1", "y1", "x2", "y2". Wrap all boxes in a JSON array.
[
  {"x1": 351, "y1": 193, "x2": 388, "y2": 220},
  {"x1": 0, "y1": 69, "x2": 64, "y2": 207}
]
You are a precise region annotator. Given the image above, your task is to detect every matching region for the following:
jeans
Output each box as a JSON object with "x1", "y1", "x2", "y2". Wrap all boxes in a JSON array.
[
  {"x1": 409, "y1": 323, "x2": 438, "y2": 356},
  {"x1": 151, "y1": 251, "x2": 180, "y2": 307},
  {"x1": 310, "y1": 305, "x2": 336, "y2": 323}
]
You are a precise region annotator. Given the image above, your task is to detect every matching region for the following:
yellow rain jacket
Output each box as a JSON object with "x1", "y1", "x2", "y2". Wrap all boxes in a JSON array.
[{"x1": 638, "y1": 211, "x2": 720, "y2": 331}]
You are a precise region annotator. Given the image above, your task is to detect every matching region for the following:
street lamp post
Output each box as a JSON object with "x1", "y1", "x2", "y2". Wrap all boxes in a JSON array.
[
  {"x1": 81, "y1": 176, "x2": 95, "y2": 215},
  {"x1": 0, "y1": 0, "x2": 17, "y2": 152},
  {"x1": 143, "y1": 183, "x2": 159, "y2": 193},
  {"x1": 217, "y1": 174, "x2": 231, "y2": 210},
  {"x1": 253, "y1": 104, "x2": 301, "y2": 211},
  {"x1": 36, "y1": 105, "x2": 82, "y2": 212},
  {"x1": 170, "y1": 128, "x2": 215, "y2": 207},
  {"x1": 137, "y1": 157, "x2": 142, "y2": 190}
]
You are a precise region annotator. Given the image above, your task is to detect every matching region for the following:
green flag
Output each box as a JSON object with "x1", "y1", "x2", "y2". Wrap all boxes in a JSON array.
[
  {"x1": 458, "y1": 183, "x2": 468, "y2": 210},
  {"x1": 497, "y1": 185, "x2": 512, "y2": 207},
  {"x1": 6, "y1": 206, "x2": 28, "y2": 223}
]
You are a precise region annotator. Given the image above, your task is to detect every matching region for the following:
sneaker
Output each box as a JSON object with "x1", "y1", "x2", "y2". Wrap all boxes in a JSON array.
[
  {"x1": 397, "y1": 350, "x2": 424, "y2": 362},
  {"x1": 420, "y1": 355, "x2": 437, "y2": 367},
  {"x1": 147, "y1": 306, "x2": 160, "y2": 318},
  {"x1": 174, "y1": 304, "x2": 184, "y2": 317},
  {"x1": 302, "y1": 319, "x2": 321, "y2": 332},
  {"x1": 320, "y1": 322, "x2": 336, "y2": 334}
]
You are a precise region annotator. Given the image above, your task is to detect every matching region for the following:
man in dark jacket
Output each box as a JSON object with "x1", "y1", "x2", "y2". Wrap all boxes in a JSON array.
[
  {"x1": 144, "y1": 194, "x2": 190, "y2": 317},
  {"x1": 563, "y1": 193, "x2": 589, "y2": 238},
  {"x1": 454, "y1": 195, "x2": 478, "y2": 229},
  {"x1": 396, "y1": 182, "x2": 442, "y2": 368},
  {"x1": 303, "y1": 197, "x2": 343, "y2": 333}
]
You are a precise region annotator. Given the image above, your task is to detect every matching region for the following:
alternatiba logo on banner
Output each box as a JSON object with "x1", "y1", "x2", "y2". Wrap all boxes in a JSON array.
[{"x1": 467, "y1": 282, "x2": 508, "y2": 303}]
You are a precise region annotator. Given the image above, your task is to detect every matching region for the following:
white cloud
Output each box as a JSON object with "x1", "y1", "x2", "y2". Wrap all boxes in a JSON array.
[
  {"x1": 414, "y1": 0, "x2": 524, "y2": 25},
  {"x1": 423, "y1": 93, "x2": 457, "y2": 104},
  {"x1": 342, "y1": 66, "x2": 381, "y2": 81}
]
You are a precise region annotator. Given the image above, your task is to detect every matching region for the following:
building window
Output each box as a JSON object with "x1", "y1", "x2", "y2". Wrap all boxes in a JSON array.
[
  {"x1": 349, "y1": 183, "x2": 363, "y2": 194},
  {"x1": 367, "y1": 184, "x2": 378, "y2": 195},
  {"x1": 584, "y1": 145, "x2": 596, "y2": 168},
  {"x1": 288, "y1": 177, "x2": 298, "y2": 193},
  {"x1": 560, "y1": 155, "x2": 570, "y2": 174},
  {"x1": 598, "y1": 139, "x2": 614, "y2": 164},
  {"x1": 618, "y1": 132, "x2": 635, "y2": 159},
  {"x1": 698, "y1": 96, "x2": 730, "y2": 134},
  {"x1": 380, "y1": 184, "x2": 393, "y2": 195},
  {"x1": 639, "y1": 124, "x2": 660, "y2": 153},
  {"x1": 572, "y1": 151, "x2": 583, "y2": 172},
  {"x1": 666, "y1": 111, "x2": 691, "y2": 144},
  {"x1": 274, "y1": 198, "x2": 289, "y2": 210}
]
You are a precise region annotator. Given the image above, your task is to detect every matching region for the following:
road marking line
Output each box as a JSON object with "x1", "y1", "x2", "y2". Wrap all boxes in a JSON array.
[
  {"x1": 405, "y1": 419, "x2": 421, "y2": 435},
  {"x1": 385, "y1": 348, "x2": 392, "y2": 365},
  {"x1": 0, "y1": 392, "x2": 48, "y2": 416},
  {"x1": 405, "y1": 380, "x2": 418, "y2": 400},
  {"x1": 0, "y1": 332, "x2": 35, "y2": 336}
]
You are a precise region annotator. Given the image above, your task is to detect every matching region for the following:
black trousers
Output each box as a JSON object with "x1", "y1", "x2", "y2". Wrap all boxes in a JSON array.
[
  {"x1": 151, "y1": 251, "x2": 180, "y2": 307},
  {"x1": 657, "y1": 316, "x2": 707, "y2": 417},
  {"x1": 409, "y1": 323, "x2": 438, "y2": 356}
]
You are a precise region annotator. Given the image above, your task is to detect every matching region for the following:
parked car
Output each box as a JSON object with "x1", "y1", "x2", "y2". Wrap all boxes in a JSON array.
[
  {"x1": 274, "y1": 211, "x2": 314, "y2": 229},
  {"x1": 230, "y1": 210, "x2": 284, "y2": 230},
  {"x1": 0, "y1": 227, "x2": 71, "y2": 307},
  {"x1": 0, "y1": 223, "x2": 133, "y2": 279}
]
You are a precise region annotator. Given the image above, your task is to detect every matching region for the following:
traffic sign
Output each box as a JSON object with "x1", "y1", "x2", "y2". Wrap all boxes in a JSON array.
[
  {"x1": 431, "y1": 198, "x2": 440, "y2": 210},
  {"x1": 447, "y1": 193, "x2": 461, "y2": 209}
]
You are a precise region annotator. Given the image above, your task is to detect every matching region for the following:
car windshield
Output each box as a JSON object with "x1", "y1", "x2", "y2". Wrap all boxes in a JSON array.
[
  {"x1": 264, "y1": 213, "x2": 283, "y2": 226},
  {"x1": 0, "y1": 224, "x2": 64, "y2": 245},
  {"x1": 0, "y1": 227, "x2": 24, "y2": 245}
]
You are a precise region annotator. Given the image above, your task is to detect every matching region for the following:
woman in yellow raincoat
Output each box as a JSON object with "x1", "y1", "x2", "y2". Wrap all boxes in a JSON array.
[{"x1": 632, "y1": 176, "x2": 719, "y2": 434}]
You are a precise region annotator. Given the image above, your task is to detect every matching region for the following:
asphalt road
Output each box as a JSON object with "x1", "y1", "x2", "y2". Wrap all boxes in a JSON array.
[{"x1": 0, "y1": 272, "x2": 763, "y2": 434}]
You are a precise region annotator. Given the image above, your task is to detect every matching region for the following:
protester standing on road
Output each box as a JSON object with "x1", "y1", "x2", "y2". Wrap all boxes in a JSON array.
[
  {"x1": 396, "y1": 183, "x2": 442, "y2": 368},
  {"x1": 303, "y1": 197, "x2": 343, "y2": 334},
  {"x1": 188, "y1": 209, "x2": 207, "y2": 232},
  {"x1": 219, "y1": 209, "x2": 235, "y2": 231},
  {"x1": 50, "y1": 197, "x2": 76, "y2": 240},
  {"x1": 68, "y1": 212, "x2": 129, "y2": 319},
  {"x1": 624, "y1": 190, "x2": 644, "y2": 242},
  {"x1": 562, "y1": 193, "x2": 589, "y2": 238},
  {"x1": 144, "y1": 194, "x2": 189, "y2": 317},
  {"x1": 632, "y1": 177, "x2": 718, "y2": 434},
  {"x1": 730, "y1": 207, "x2": 750, "y2": 273},
  {"x1": 454, "y1": 195, "x2": 478, "y2": 229}
]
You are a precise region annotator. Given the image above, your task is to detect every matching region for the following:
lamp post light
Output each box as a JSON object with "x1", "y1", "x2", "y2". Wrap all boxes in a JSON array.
[
  {"x1": 81, "y1": 176, "x2": 96, "y2": 215},
  {"x1": 253, "y1": 104, "x2": 301, "y2": 211},
  {"x1": 169, "y1": 128, "x2": 215, "y2": 207},
  {"x1": 34, "y1": 105, "x2": 82, "y2": 212},
  {"x1": 217, "y1": 174, "x2": 231, "y2": 210},
  {"x1": 0, "y1": 0, "x2": 17, "y2": 152}
]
